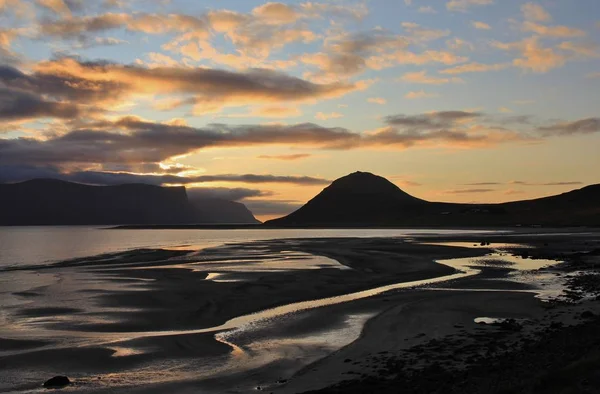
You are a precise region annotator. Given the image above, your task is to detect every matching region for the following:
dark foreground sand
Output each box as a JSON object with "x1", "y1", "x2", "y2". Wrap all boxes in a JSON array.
[{"x1": 1, "y1": 230, "x2": 600, "y2": 393}]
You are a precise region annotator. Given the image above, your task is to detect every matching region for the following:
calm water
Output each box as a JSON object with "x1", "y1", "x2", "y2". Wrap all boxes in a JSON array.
[{"x1": 0, "y1": 226, "x2": 497, "y2": 269}]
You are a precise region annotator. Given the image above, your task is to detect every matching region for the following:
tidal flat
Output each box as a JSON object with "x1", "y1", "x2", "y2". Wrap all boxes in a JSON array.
[{"x1": 1, "y1": 230, "x2": 600, "y2": 393}]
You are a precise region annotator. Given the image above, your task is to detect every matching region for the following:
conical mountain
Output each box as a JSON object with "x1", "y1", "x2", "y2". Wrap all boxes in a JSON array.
[
  {"x1": 266, "y1": 171, "x2": 426, "y2": 227},
  {"x1": 265, "y1": 172, "x2": 600, "y2": 227}
]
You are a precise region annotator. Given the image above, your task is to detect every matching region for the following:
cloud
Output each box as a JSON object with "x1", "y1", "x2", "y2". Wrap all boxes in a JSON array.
[
  {"x1": 301, "y1": 27, "x2": 465, "y2": 81},
  {"x1": 471, "y1": 21, "x2": 491, "y2": 30},
  {"x1": 35, "y1": 2, "x2": 367, "y2": 67},
  {"x1": 399, "y1": 70, "x2": 464, "y2": 84},
  {"x1": 226, "y1": 106, "x2": 303, "y2": 119},
  {"x1": 0, "y1": 28, "x2": 23, "y2": 65},
  {"x1": 0, "y1": 59, "x2": 363, "y2": 117},
  {"x1": 299, "y1": 2, "x2": 368, "y2": 20},
  {"x1": 384, "y1": 111, "x2": 482, "y2": 128},
  {"x1": 187, "y1": 187, "x2": 272, "y2": 201},
  {"x1": 0, "y1": 118, "x2": 362, "y2": 166},
  {"x1": 445, "y1": 188, "x2": 496, "y2": 194},
  {"x1": 557, "y1": 42, "x2": 599, "y2": 58},
  {"x1": 446, "y1": 38, "x2": 474, "y2": 51},
  {"x1": 522, "y1": 21, "x2": 585, "y2": 38},
  {"x1": 446, "y1": 0, "x2": 493, "y2": 12},
  {"x1": 504, "y1": 189, "x2": 524, "y2": 196},
  {"x1": 252, "y1": 2, "x2": 300, "y2": 24},
  {"x1": 2, "y1": 111, "x2": 593, "y2": 174},
  {"x1": 315, "y1": 112, "x2": 343, "y2": 120},
  {"x1": 440, "y1": 62, "x2": 509, "y2": 74},
  {"x1": 401, "y1": 22, "x2": 450, "y2": 42},
  {"x1": 493, "y1": 37, "x2": 566, "y2": 73},
  {"x1": 0, "y1": 165, "x2": 331, "y2": 186},
  {"x1": 393, "y1": 179, "x2": 423, "y2": 187},
  {"x1": 36, "y1": 0, "x2": 72, "y2": 17},
  {"x1": 257, "y1": 154, "x2": 312, "y2": 161},
  {"x1": 537, "y1": 118, "x2": 600, "y2": 136},
  {"x1": 368, "y1": 97, "x2": 386, "y2": 105},
  {"x1": 0, "y1": 87, "x2": 83, "y2": 121},
  {"x1": 39, "y1": 13, "x2": 208, "y2": 40},
  {"x1": 587, "y1": 72, "x2": 600, "y2": 79},
  {"x1": 511, "y1": 181, "x2": 583, "y2": 186},
  {"x1": 405, "y1": 91, "x2": 440, "y2": 99},
  {"x1": 465, "y1": 180, "x2": 583, "y2": 187},
  {"x1": 521, "y1": 3, "x2": 551, "y2": 22},
  {"x1": 417, "y1": 6, "x2": 436, "y2": 14}
]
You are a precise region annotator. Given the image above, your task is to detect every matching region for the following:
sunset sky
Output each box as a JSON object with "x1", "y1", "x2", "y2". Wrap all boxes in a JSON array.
[{"x1": 1, "y1": 0, "x2": 599, "y2": 220}]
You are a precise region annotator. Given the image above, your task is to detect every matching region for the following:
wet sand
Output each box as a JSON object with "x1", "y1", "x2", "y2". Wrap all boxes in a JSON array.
[{"x1": 1, "y1": 230, "x2": 599, "y2": 393}]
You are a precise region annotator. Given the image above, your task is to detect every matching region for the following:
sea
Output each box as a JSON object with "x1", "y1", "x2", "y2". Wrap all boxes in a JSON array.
[{"x1": 0, "y1": 226, "x2": 497, "y2": 269}]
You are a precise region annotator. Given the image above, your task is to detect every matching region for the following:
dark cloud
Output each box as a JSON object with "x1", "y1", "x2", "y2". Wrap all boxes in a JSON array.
[
  {"x1": 0, "y1": 87, "x2": 82, "y2": 120},
  {"x1": 0, "y1": 120, "x2": 358, "y2": 166},
  {"x1": 384, "y1": 111, "x2": 482, "y2": 129},
  {"x1": 537, "y1": 118, "x2": 600, "y2": 136},
  {"x1": 189, "y1": 174, "x2": 330, "y2": 185},
  {"x1": 0, "y1": 165, "x2": 330, "y2": 186},
  {"x1": 38, "y1": 13, "x2": 208, "y2": 40},
  {"x1": 187, "y1": 187, "x2": 272, "y2": 201},
  {"x1": 0, "y1": 63, "x2": 128, "y2": 104}
]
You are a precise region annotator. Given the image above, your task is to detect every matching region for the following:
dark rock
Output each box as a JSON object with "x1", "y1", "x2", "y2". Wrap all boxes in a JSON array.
[
  {"x1": 581, "y1": 311, "x2": 594, "y2": 319},
  {"x1": 43, "y1": 376, "x2": 70, "y2": 388}
]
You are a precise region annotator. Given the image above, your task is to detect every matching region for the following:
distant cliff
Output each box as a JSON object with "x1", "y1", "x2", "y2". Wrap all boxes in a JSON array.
[
  {"x1": 189, "y1": 197, "x2": 260, "y2": 224},
  {"x1": 265, "y1": 171, "x2": 600, "y2": 227},
  {"x1": 0, "y1": 179, "x2": 259, "y2": 225}
]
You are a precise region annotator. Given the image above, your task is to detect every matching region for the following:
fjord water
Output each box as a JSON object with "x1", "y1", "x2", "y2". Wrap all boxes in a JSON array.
[{"x1": 0, "y1": 226, "x2": 497, "y2": 269}]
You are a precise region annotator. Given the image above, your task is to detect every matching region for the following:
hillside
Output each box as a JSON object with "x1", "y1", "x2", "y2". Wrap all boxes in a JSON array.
[{"x1": 265, "y1": 172, "x2": 600, "y2": 227}]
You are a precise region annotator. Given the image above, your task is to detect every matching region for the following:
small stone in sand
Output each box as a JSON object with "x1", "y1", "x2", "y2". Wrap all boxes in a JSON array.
[{"x1": 43, "y1": 376, "x2": 70, "y2": 388}]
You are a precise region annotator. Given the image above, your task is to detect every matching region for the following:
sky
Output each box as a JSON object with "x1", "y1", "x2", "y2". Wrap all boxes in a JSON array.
[{"x1": 0, "y1": 0, "x2": 599, "y2": 221}]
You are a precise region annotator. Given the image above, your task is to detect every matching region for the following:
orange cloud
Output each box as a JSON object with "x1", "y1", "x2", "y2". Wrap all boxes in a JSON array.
[
  {"x1": 36, "y1": 0, "x2": 72, "y2": 17},
  {"x1": 368, "y1": 97, "x2": 387, "y2": 105},
  {"x1": 522, "y1": 21, "x2": 585, "y2": 38},
  {"x1": 315, "y1": 112, "x2": 344, "y2": 120},
  {"x1": 471, "y1": 21, "x2": 491, "y2": 30},
  {"x1": 25, "y1": 58, "x2": 364, "y2": 114},
  {"x1": 257, "y1": 154, "x2": 312, "y2": 161},
  {"x1": 399, "y1": 70, "x2": 464, "y2": 84},
  {"x1": 440, "y1": 62, "x2": 509, "y2": 74},
  {"x1": 493, "y1": 37, "x2": 566, "y2": 73},
  {"x1": 521, "y1": 3, "x2": 552, "y2": 22}
]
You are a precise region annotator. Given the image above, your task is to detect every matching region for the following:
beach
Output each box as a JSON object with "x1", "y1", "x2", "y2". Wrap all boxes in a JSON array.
[{"x1": 1, "y1": 229, "x2": 599, "y2": 393}]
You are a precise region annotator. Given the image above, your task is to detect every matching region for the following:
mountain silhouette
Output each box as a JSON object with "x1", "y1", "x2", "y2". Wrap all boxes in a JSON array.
[
  {"x1": 0, "y1": 179, "x2": 259, "y2": 225},
  {"x1": 189, "y1": 197, "x2": 260, "y2": 224},
  {"x1": 265, "y1": 172, "x2": 600, "y2": 227}
]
